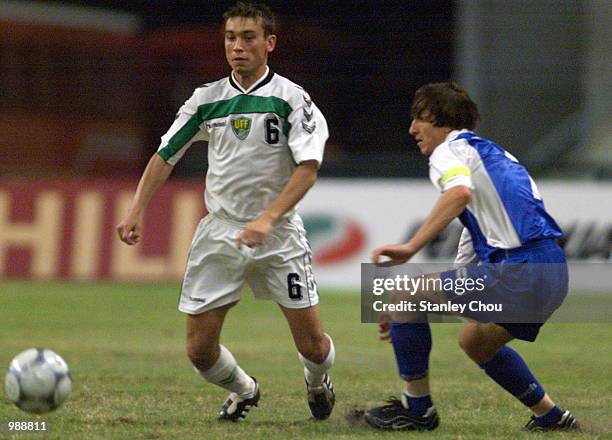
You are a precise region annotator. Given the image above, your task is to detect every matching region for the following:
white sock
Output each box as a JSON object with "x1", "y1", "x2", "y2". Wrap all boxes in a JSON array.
[
  {"x1": 195, "y1": 345, "x2": 255, "y2": 398},
  {"x1": 299, "y1": 333, "x2": 335, "y2": 387}
]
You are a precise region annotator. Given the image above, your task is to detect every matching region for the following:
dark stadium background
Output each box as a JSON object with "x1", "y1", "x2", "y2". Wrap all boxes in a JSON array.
[
  {"x1": 44, "y1": 0, "x2": 455, "y2": 178},
  {"x1": 5, "y1": 1, "x2": 611, "y2": 181}
]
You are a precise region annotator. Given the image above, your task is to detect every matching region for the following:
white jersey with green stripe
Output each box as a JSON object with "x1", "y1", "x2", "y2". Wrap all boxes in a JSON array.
[{"x1": 157, "y1": 67, "x2": 328, "y2": 222}]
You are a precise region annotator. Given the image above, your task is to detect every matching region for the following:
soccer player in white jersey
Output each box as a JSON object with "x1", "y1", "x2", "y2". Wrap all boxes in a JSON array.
[
  {"x1": 365, "y1": 83, "x2": 577, "y2": 432},
  {"x1": 116, "y1": 1, "x2": 335, "y2": 422}
]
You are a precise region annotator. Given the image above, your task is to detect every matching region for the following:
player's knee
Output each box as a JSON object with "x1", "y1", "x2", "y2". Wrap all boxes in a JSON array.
[
  {"x1": 459, "y1": 326, "x2": 486, "y2": 362},
  {"x1": 186, "y1": 336, "x2": 218, "y2": 371},
  {"x1": 458, "y1": 328, "x2": 474, "y2": 353},
  {"x1": 459, "y1": 327, "x2": 500, "y2": 364}
]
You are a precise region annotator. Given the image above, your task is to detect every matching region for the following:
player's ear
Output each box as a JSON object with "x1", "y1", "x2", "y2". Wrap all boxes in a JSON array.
[{"x1": 266, "y1": 34, "x2": 277, "y2": 53}]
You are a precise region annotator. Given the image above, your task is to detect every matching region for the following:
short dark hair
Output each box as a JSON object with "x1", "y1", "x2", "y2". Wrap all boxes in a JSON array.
[
  {"x1": 223, "y1": 1, "x2": 276, "y2": 36},
  {"x1": 410, "y1": 82, "x2": 480, "y2": 130}
]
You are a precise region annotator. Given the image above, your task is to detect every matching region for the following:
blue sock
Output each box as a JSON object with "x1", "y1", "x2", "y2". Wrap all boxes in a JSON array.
[
  {"x1": 536, "y1": 405, "x2": 563, "y2": 427},
  {"x1": 390, "y1": 322, "x2": 432, "y2": 381},
  {"x1": 402, "y1": 392, "x2": 433, "y2": 417},
  {"x1": 479, "y1": 345, "x2": 545, "y2": 407}
]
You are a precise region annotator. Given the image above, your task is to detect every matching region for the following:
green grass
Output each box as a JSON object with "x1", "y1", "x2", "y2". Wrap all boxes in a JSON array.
[{"x1": 0, "y1": 281, "x2": 610, "y2": 439}]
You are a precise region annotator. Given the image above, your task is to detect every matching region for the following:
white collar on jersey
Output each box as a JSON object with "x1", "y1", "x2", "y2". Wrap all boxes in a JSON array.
[
  {"x1": 445, "y1": 129, "x2": 471, "y2": 143},
  {"x1": 429, "y1": 129, "x2": 472, "y2": 163},
  {"x1": 230, "y1": 66, "x2": 271, "y2": 94}
]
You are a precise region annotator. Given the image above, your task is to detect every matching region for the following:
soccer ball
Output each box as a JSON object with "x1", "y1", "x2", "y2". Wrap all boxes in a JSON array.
[{"x1": 4, "y1": 348, "x2": 72, "y2": 414}]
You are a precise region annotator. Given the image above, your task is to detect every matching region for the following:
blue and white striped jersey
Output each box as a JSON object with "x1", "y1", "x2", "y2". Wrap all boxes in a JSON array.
[{"x1": 429, "y1": 130, "x2": 563, "y2": 262}]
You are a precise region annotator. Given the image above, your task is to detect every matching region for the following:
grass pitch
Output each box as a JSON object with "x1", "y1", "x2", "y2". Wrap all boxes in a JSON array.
[{"x1": 0, "y1": 281, "x2": 610, "y2": 439}]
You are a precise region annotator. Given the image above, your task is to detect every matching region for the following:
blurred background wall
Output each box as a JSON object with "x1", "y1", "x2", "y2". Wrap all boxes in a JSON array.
[
  {"x1": 456, "y1": 0, "x2": 612, "y2": 178},
  {"x1": 0, "y1": 0, "x2": 452, "y2": 178},
  {"x1": 2, "y1": 0, "x2": 610, "y2": 179},
  {"x1": 1, "y1": 0, "x2": 610, "y2": 283}
]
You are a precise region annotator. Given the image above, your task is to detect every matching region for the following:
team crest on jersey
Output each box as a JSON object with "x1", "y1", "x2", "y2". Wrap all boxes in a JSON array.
[{"x1": 230, "y1": 116, "x2": 252, "y2": 140}]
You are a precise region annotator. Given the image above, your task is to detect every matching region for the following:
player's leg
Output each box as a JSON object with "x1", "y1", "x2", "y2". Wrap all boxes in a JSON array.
[
  {"x1": 278, "y1": 304, "x2": 336, "y2": 419},
  {"x1": 185, "y1": 304, "x2": 259, "y2": 422},
  {"x1": 180, "y1": 215, "x2": 258, "y2": 421},
  {"x1": 248, "y1": 217, "x2": 335, "y2": 419},
  {"x1": 278, "y1": 304, "x2": 332, "y2": 377},
  {"x1": 459, "y1": 322, "x2": 577, "y2": 431},
  {"x1": 186, "y1": 303, "x2": 256, "y2": 394},
  {"x1": 365, "y1": 274, "x2": 443, "y2": 431}
]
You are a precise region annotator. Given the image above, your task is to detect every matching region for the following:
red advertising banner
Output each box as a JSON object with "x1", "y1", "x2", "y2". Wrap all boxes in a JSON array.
[
  {"x1": 5, "y1": 178, "x2": 607, "y2": 287},
  {"x1": 0, "y1": 179, "x2": 206, "y2": 281}
]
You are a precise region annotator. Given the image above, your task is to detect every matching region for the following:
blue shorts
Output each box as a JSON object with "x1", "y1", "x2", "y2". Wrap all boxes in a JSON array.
[{"x1": 441, "y1": 239, "x2": 568, "y2": 341}]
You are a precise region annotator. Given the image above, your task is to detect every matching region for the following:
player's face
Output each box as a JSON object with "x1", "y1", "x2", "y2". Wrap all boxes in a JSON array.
[
  {"x1": 409, "y1": 113, "x2": 452, "y2": 156},
  {"x1": 225, "y1": 17, "x2": 276, "y2": 78}
]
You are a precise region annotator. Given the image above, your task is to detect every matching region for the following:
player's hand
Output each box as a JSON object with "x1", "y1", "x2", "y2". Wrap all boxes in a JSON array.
[
  {"x1": 372, "y1": 243, "x2": 416, "y2": 265},
  {"x1": 236, "y1": 216, "x2": 274, "y2": 249},
  {"x1": 116, "y1": 212, "x2": 143, "y2": 245},
  {"x1": 378, "y1": 312, "x2": 392, "y2": 342}
]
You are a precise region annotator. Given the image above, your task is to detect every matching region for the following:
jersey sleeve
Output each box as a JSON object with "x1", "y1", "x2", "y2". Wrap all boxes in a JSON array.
[
  {"x1": 428, "y1": 142, "x2": 473, "y2": 192},
  {"x1": 286, "y1": 91, "x2": 328, "y2": 166},
  {"x1": 454, "y1": 227, "x2": 478, "y2": 265},
  {"x1": 157, "y1": 90, "x2": 209, "y2": 166}
]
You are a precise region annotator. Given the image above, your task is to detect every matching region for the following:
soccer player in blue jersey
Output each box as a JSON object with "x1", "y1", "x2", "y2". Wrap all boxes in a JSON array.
[{"x1": 365, "y1": 82, "x2": 578, "y2": 432}]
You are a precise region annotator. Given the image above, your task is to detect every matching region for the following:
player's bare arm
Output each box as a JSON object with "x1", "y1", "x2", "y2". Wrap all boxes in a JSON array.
[
  {"x1": 236, "y1": 159, "x2": 318, "y2": 248},
  {"x1": 116, "y1": 153, "x2": 174, "y2": 245},
  {"x1": 372, "y1": 185, "x2": 471, "y2": 264}
]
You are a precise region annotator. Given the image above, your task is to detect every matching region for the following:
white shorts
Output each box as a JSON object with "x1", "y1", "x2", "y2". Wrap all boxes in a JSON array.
[{"x1": 178, "y1": 213, "x2": 319, "y2": 314}]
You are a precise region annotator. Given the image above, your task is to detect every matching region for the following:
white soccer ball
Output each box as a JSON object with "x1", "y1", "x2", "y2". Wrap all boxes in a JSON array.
[{"x1": 4, "y1": 348, "x2": 72, "y2": 414}]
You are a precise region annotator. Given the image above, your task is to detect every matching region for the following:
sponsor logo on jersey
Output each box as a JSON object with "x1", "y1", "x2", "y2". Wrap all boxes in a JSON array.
[
  {"x1": 230, "y1": 116, "x2": 252, "y2": 140},
  {"x1": 205, "y1": 121, "x2": 227, "y2": 129}
]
